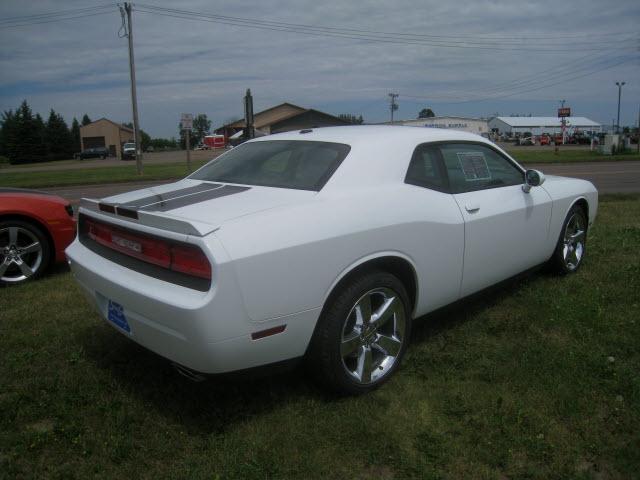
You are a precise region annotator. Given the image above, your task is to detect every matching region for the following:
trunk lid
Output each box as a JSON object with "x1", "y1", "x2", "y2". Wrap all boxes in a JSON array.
[{"x1": 79, "y1": 179, "x2": 316, "y2": 236}]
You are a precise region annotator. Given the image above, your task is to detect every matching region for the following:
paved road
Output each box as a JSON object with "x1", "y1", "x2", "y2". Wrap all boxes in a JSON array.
[
  {"x1": 528, "y1": 161, "x2": 640, "y2": 194},
  {"x1": 44, "y1": 160, "x2": 640, "y2": 203}
]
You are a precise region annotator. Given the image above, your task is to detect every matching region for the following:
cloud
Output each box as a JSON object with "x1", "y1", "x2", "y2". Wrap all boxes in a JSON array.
[{"x1": 1, "y1": 0, "x2": 638, "y2": 137}]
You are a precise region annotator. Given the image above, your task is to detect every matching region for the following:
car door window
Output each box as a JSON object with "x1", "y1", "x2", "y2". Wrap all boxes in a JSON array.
[
  {"x1": 439, "y1": 143, "x2": 523, "y2": 194},
  {"x1": 405, "y1": 144, "x2": 448, "y2": 192}
]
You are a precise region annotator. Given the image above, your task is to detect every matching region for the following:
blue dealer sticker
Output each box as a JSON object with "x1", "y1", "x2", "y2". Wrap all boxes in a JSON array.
[{"x1": 107, "y1": 300, "x2": 131, "y2": 333}]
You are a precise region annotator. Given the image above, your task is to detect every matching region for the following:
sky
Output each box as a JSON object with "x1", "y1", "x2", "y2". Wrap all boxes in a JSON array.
[{"x1": 1, "y1": 0, "x2": 639, "y2": 138}]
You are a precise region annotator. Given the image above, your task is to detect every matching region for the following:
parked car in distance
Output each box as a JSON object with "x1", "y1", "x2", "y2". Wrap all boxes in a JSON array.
[
  {"x1": 122, "y1": 143, "x2": 136, "y2": 160},
  {"x1": 78, "y1": 147, "x2": 109, "y2": 159},
  {"x1": 66, "y1": 126, "x2": 598, "y2": 394},
  {"x1": 539, "y1": 134, "x2": 551, "y2": 146},
  {"x1": 1, "y1": 188, "x2": 76, "y2": 285},
  {"x1": 516, "y1": 136, "x2": 535, "y2": 146}
]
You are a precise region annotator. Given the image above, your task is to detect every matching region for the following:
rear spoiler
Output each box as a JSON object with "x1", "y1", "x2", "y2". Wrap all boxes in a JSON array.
[{"x1": 79, "y1": 198, "x2": 217, "y2": 237}]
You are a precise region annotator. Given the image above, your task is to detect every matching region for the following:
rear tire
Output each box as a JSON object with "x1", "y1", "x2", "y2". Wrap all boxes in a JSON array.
[
  {"x1": 308, "y1": 271, "x2": 411, "y2": 395},
  {"x1": 550, "y1": 205, "x2": 587, "y2": 274}
]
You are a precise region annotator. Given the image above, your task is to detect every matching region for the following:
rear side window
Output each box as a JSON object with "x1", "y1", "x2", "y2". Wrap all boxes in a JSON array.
[
  {"x1": 439, "y1": 143, "x2": 523, "y2": 194},
  {"x1": 405, "y1": 144, "x2": 448, "y2": 192},
  {"x1": 190, "y1": 140, "x2": 351, "y2": 191}
]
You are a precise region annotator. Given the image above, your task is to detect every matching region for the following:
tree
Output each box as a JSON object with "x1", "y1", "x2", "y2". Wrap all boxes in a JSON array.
[
  {"x1": 3, "y1": 100, "x2": 46, "y2": 164},
  {"x1": 81, "y1": 114, "x2": 92, "y2": 126},
  {"x1": 192, "y1": 114, "x2": 211, "y2": 144},
  {"x1": 71, "y1": 117, "x2": 81, "y2": 152},
  {"x1": 45, "y1": 109, "x2": 74, "y2": 160},
  {"x1": 338, "y1": 114, "x2": 364, "y2": 124},
  {"x1": 0, "y1": 109, "x2": 17, "y2": 159},
  {"x1": 150, "y1": 137, "x2": 178, "y2": 150},
  {"x1": 418, "y1": 108, "x2": 435, "y2": 118}
]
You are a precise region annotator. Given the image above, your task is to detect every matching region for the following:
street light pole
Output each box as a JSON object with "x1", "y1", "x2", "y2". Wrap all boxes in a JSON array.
[{"x1": 616, "y1": 81, "x2": 625, "y2": 134}]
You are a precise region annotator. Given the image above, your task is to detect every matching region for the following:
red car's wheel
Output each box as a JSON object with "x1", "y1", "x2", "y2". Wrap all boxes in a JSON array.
[{"x1": 0, "y1": 220, "x2": 51, "y2": 285}]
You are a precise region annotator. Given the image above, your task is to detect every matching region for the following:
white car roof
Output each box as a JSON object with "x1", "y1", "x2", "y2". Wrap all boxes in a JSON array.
[{"x1": 246, "y1": 125, "x2": 500, "y2": 191}]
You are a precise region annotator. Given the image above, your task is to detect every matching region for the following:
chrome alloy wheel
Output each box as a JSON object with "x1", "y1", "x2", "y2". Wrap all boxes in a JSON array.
[
  {"x1": 340, "y1": 287, "x2": 406, "y2": 384},
  {"x1": 562, "y1": 212, "x2": 586, "y2": 271},
  {"x1": 0, "y1": 226, "x2": 44, "y2": 283}
]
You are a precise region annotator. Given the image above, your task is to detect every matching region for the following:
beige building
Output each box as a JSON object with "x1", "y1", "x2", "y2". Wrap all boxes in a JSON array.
[
  {"x1": 216, "y1": 102, "x2": 350, "y2": 138},
  {"x1": 79, "y1": 118, "x2": 134, "y2": 159},
  {"x1": 389, "y1": 116, "x2": 490, "y2": 136}
]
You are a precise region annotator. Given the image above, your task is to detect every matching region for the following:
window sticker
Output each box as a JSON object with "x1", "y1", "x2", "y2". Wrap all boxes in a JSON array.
[{"x1": 457, "y1": 151, "x2": 491, "y2": 181}]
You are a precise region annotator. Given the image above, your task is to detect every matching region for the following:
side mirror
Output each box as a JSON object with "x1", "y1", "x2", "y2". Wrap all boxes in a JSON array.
[{"x1": 522, "y1": 169, "x2": 545, "y2": 193}]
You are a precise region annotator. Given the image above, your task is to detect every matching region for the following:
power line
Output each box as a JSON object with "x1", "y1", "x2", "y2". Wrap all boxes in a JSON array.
[
  {"x1": 135, "y1": 4, "x2": 637, "y2": 44},
  {"x1": 133, "y1": 5, "x2": 638, "y2": 52},
  {"x1": 402, "y1": 52, "x2": 636, "y2": 102},
  {"x1": 401, "y1": 55, "x2": 636, "y2": 105},
  {"x1": 1, "y1": 7, "x2": 116, "y2": 28},
  {"x1": 0, "y1": 3, "x2": 115, "y2": 23}
]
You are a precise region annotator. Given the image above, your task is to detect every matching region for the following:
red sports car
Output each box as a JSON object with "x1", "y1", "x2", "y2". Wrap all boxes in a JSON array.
[{"x1": 0, "y1": 188, "x2": 76, "y2": 285}]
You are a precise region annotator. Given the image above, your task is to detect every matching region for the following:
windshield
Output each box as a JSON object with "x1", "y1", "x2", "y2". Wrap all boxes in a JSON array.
[
  {"x1": 124, "y1": 143, "x2": 135, "y2": 149},
  {"x1": 189, "y1": 140, "x2": 350, "y2": 191}
]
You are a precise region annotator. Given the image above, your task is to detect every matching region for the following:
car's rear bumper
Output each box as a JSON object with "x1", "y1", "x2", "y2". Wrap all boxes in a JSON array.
[{"x1": 65, "y1": 238, "x2": 319, "y2": 373}]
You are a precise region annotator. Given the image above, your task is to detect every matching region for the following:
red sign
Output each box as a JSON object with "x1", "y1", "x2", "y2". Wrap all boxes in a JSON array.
[{"x1": 558, "y1": 107, "x2": 571, "y2": 118}]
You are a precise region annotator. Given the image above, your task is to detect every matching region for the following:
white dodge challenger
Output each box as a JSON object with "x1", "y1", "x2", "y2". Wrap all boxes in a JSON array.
[{"x1": 66, "y1": 126, "x2": 597, "y2": 394}]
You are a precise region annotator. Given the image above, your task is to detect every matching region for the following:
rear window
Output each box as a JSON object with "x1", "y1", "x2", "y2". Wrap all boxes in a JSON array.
[{"x1": 189, "y1": 140, "x2": 351, "y2": 191}]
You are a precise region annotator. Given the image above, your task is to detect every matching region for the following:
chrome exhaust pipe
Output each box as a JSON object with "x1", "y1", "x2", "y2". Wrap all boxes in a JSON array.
[{"x1": 171, "y1": 362, "x2": 206, "y2": 382}]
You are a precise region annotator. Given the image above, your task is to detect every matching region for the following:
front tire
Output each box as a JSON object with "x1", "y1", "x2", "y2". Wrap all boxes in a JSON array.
[
  {"x1": 308, "y1": 271, "x2": 411, "y2": 395},
  {"x1": 0, "y1": 220, "x2": 51, "y2": 286},
  {"x1": 550, "y1": 205, "x2": 587, "y2": 274}
]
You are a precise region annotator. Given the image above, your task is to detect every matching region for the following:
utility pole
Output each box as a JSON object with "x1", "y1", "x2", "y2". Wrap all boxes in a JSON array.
[
  {"x1": 244, "y1": 89, "x2": 254, "y2": 140},
  {"x1": 123, "y1": 2, "x2": 143, "y2": 174},
  {"x1": 388, "y1": 93, "x2": 399, "y2": 124},
  {"x1": 615, "y1": 81, "x2": 625, "y2": 134}
]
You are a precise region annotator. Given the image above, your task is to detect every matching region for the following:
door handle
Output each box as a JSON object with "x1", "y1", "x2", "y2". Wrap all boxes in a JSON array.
[{"x1": 465, "y1": 204, "x2": 480, "y2": 213}]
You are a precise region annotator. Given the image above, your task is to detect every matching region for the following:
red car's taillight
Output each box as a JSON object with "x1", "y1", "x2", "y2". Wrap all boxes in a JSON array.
[{"x1": 84, "y1": 218, "x2": 211, "y2": 280}]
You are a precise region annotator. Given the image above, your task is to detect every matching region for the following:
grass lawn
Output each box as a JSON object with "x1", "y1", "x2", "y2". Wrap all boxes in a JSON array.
[
  {"x1": 0, "y1": 161, "x2": 208, "y2": 189},
  {"x1": 1, "y1": 195, "x2": 639, "y2": 479},
  {"x1": 506, "y1": 149, "x2": 640, "y2": 164}
]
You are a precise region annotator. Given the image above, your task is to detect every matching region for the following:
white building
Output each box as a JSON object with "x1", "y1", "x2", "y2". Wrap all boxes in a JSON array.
[
  {"x1": 488, "y1": 116, "x2": 601, "y2": 136},
  {"x1": 389, "y1": 116, "x2": 489, "y2": 136}
]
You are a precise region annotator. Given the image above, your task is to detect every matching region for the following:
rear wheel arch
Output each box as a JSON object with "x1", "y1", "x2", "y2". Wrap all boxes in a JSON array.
[
  {"x1": 572, "y1": 197, "x2": 589, "y2": 223},
  {"x1": 320, "y1": 254, "x2": 418, "y2": 321}
]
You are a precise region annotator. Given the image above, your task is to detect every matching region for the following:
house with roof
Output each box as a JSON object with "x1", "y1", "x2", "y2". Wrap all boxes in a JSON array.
[
  {"x1": 215, "y1": 102, "x2": 350, "y2": 139},
  {"x1": 79, "y1": 118, "x2": 135, "y2": 159}
]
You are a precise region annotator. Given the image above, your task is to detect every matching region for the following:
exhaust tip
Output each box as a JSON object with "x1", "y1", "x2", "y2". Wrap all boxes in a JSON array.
[{"x1": 171, "y1": 362, "x2": 206, "y2": 382}]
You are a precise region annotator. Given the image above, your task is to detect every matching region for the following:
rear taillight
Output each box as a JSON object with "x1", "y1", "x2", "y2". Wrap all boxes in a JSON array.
[
  {"x1": 84, "y1": 217, "x2": 211, "y2": 280},
  {"x1": 171, "y1": 244, "x2": 211, "y2": 279}
]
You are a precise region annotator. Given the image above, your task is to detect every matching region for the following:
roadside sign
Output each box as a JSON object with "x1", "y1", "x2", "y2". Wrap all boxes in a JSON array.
[
  {"x1": 558, "y1": 107, "x2": 571, "y2": 118},
  {"x1": 181, "y1": 113, "x2": 193, "y2": 130}
]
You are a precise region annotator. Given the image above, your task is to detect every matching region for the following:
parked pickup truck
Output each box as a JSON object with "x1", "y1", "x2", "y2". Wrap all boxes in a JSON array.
[{"x1": 122, "y1": 143, "x2": 136, "y2": 160}]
